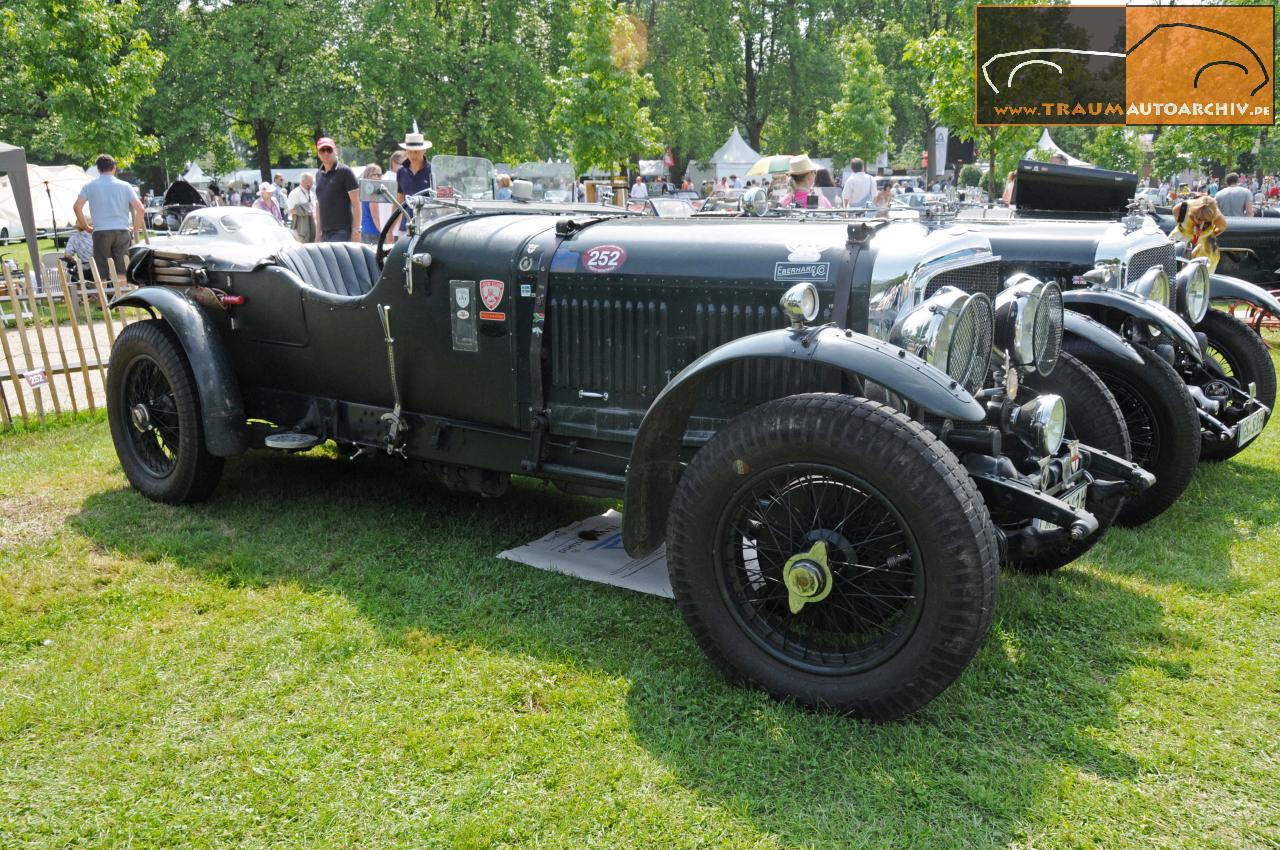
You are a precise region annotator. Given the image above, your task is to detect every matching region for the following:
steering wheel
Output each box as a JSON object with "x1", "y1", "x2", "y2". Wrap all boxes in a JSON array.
[{"x1": 376, "y1": 206, "x2": 403, "y2": 268}]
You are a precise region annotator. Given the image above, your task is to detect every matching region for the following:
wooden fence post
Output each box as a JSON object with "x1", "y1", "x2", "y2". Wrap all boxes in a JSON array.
[
  {"x1": 57, "y1": 264, "x2": 96, "y2": 414},
  {"x1": 42, "y1": 279, "x2": 78, "y2": 415},
  {"x1": 90, "y1": 259, "x2": 118, "y2": 346},
  {"x1": 107, "y1": 258, "x2": 130, "y2": 328},
  {"x1": 21, "y1": 264, "x2": 61, "y2": 416},
  {"x1": 0, "y1": 266, "x2": 30, "y2": 421},
  {"x1": 77, "y1": 263, "x2": 107, "y2": 388},
  {"x1": 3, "y1": 266, "x2": 45, "y2": 422}
]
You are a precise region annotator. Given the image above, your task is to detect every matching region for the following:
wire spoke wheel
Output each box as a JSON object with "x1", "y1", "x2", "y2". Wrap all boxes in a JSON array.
[
  {"x1": 716, "y1": 465, "x2": 924, "y2": 674},
  {"x1": 122, "y1": 355, "x2": 181, "y2": 479},
  {"x1": 1107, "y1": 378, "x2": 1159, "y2": 468}
]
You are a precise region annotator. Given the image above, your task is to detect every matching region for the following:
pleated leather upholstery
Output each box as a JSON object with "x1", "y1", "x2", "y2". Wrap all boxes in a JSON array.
[{"x1": 273, "y1": 242, "x2": 380, "y2": 298}]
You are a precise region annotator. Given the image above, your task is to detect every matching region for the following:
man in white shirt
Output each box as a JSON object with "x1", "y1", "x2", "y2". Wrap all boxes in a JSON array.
[
  {"x1": 287, "y1": 172, "x2": 317, "y2": 242},
  {"x1": 841, "y1": 158, "x2": 875, "y2": 208},
  {"x1": 631, "y1": 175, "x2": 648, "y2": 199}
]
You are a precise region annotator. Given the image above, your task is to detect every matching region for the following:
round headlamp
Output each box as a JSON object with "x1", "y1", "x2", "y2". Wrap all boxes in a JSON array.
[
  {"x1": 779, "y1": 283, "x2": 820, "y2": 327},
  {"x1": 1010, "y1": 393, "x2": 1067, "y2": 456},
  {"x1": 1175, "y1": 258, "x2": 1210, "y2": 325},
  {"x1": 1125, "y1": 265, "x2": 1171, "y2": 308},
  {"x1": 994, "y1": 274, "x2": 1064, "y2": 376},
  {"x1": 890, "y1": 286, "x2": 994, "y2": 394}
]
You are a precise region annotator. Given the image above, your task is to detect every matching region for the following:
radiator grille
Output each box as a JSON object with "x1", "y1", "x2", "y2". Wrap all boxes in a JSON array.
[
  {"x1": 1125, "y1": 243, "x2": 1176, "y2": 285},
  {"x1": 948, "y1": 294, "x2": 994, "y2": 393},
  {"x1": 924, "y1": 261, "x2": 1002, "y2": 300},
  {"x1": 548, "y1": 296, "x2": 670, "y2": 397}
]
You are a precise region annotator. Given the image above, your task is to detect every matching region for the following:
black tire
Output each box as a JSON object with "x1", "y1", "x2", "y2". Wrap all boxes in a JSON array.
[
  {"x1": 665, "y1": 393, "x2": 999, "y2": 721},
  {"x1": 1011, "y1": 351, "x2": 1130, "y2": 574},
  {"x1": 1197, "y1": 309, "x2": 1276, "y2": 462},
  {"x1": 1063, "y1": 337, "x2": 1199, "y2": 527},
  {"x1": 107, "y1": 319, "x2": 224, "y2": 503}
]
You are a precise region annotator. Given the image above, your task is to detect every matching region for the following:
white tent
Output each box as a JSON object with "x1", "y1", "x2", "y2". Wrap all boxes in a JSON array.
[
  {"x1": 707, "y1": 127, "x2": 760, "y2": 181},
  {"x1": 0, "y1": 163, "x2": 95, "y2": 233},
  {"x1": 181, "y1": 163, "x2": 211, "y2": 187},
  {"x1": 1029, "y1": 129, "x2": 1093, "y2": 168}
]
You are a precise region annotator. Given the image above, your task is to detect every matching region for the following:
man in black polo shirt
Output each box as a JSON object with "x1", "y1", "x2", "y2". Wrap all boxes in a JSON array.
[{"x1": 313, "y1": 136, "x2": 360, "y2": 243}]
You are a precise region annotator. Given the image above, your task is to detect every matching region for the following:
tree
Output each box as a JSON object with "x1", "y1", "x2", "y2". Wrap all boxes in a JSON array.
[
  {"x1": 1151, "y1": 126, "x2": 1259, "y2": 181},
  {"x1": 1, "y1": 0, "x2": 163, "y2": 164},
  {"x1": 816, "y1": 32, "x2": 894, "y2": 163},
  {"x1": 549, "y1": 0, "x2": 663, "y2": 173},
  {"x1": 1081, "y1": 127, "x2": 1143, "y2": 173},
  {"x1": 905, "y1": 30, "x2": 1036, "y2": 197}
]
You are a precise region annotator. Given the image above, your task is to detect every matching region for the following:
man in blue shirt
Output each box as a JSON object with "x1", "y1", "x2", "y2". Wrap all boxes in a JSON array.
[
  {"x1": 73, "y1": 155, "x2": 144, "y2": 283},
  {"x1": 395, "y1": 124, "x2": 432, "y2": 206}
]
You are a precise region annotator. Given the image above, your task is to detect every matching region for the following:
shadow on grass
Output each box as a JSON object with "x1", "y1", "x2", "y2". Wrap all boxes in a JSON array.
[{"x1": 71, "y1": 449, "x2": 1168, "y2": 849}]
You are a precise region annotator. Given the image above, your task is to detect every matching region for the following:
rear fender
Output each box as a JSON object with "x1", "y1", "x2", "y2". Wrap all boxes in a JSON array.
[
  {"x1": 1062, "y1": 288, "x2": 1202, "y2": 362},
  {"x1": 1062, "y1": 309, "x2": 1143, "y2": 365},
  {"x1": 622, "y1": 325, "x2": 984, "y2": 557},
  {"x1": 110, "y1": 287, "x2": 248, "y2": 457},
  {"x1": 1209, "y1": 273, "x2": 1280, "y2": 317}
]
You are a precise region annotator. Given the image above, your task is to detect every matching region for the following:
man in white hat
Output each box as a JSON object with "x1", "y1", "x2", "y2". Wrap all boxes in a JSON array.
[{"x1": 395, "y1": 122, "x2": 433, "y2": 207}]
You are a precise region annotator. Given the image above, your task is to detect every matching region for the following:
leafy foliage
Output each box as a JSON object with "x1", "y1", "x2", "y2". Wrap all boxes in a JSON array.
[
  {"x1": 958, "y1": 163, "x2": 982, "y2": 187},
  {"x1": 816, "y1": 33, "x2": 894, "y2": 163},
  {"x1": 1, "y1": 0, "x2": 163, "y2": 164},
  {"x1": 549, "y1": 0, "x2": 662, "y2": 173},
  {"x1": 1081, "y1": 128, "x2": 1144, "y2": 173}
]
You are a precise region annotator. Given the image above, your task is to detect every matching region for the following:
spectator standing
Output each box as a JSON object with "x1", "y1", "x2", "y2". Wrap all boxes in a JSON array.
[
  {"x1": 313, "y1": 137, "x2": 360, "y2": 243},
  {"x1": 228, "y1": 186, "x2": 241, "y2": 206},
  {"x1": 272, "y1": 174, "x2": 289, "y2": 220},
  {"x1": 381, "y1": 150, "x2": 406, "y2": 228},
  {"x1": 730, "y1": 174, "x2": 742, "y2": 189},
  {"x1": 841, "y1": 157, "x2": 875, "y2": 208},
  {"x1": 1215, "y1": 173, "x2": 1253, "y2": 217},
  {"x1": 253, "y1": 182, "x2": 283, "y2": 223},
  {"x1": 287, "y1": 172, "x2": 316, "y2": 242},
  {"x1": 359, "y1": 164, "x2": 384, "y2": 245},
  {"x1": 780, "y1": 155, "x2": 833, "y2": 209},
  {"x1": 1001, "y1": 170, "x2": 1016, "y2": 206},
  {"x1": 631, "y1": 175, "x2": 648, "y2": 199},
  {"x1": 395, "y1": 123, "x2": 433, "y2": 207},
  {"x1": 72, "y1": 154, "x2": 144, "y2": 284},
  {"x1": 496, "y1": 174, "x2": 513, "y2": 200}
]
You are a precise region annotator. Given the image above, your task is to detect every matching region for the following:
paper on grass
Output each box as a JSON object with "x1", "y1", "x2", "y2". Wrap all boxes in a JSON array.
[{"x1": 498, "y1": 509, "x2": 672, "y2": 598}]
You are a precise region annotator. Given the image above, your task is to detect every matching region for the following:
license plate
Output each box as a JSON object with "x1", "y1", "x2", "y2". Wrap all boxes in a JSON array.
[
  {"x1": 1236, "y1": 407, "x2": 1267, "y2": 447},
  {"x1": 1033, "y1": 483, "x2": 1088, "y2": 532}
]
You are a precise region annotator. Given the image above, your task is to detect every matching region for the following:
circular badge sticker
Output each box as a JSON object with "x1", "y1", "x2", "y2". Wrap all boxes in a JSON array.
[{"x1": 582, "y1": 244, "x2": 627, "y2": 273}]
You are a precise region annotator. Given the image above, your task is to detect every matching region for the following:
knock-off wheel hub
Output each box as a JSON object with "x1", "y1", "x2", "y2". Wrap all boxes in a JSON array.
[
  {"x1": 131, "y1": 403, "x2": 153, "y2": 433},
  {"x1": 783, "y1": 541, "x2": 833, "y2": 614}
]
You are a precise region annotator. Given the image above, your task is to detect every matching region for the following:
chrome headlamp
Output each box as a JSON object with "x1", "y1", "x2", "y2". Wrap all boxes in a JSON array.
[
  {"x1": 1009, "y1": 393, "x2": 1067, "y2": 456},
  {"x1": 890, "y1": 286, "x2": 994, "y2": 394},
  {"x1": 779, "y1": 283, "x2": 820, "y2": 327},
  {"x1": 994, "y1": 274, "x2": 1064, "y2": 376},
  {"x1": 1081, "y1": 261, "x2": 1120, "y2": 289},
  {"x1": 1174, "y1": 258, "x2": 1210, "y2": 325},
  {"x1": 1125, "y1": 265, "x2": 1171, "y2": 308}
]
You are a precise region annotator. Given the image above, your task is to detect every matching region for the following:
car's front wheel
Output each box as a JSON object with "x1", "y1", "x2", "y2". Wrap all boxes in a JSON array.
[
  {"x1": 1064, "y1": 337, "x2": 1199, "y2": 527},
  {"x1": 107, "y1": 319, "x2": 224, "y2": 503},
  {"x1": 665, "y1": 393, "x2": 998, "y2": 721},
  {"x1": 1197, "y1": 309, "x2": 1276, "y2": 462}
]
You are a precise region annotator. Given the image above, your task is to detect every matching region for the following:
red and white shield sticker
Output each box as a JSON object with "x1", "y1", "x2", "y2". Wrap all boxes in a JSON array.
[
  {"x1": 582, "y1": 244, "x2": 627, "y2": 273},
  {"x1": 479, "y1": 279, "x2": 505, "y2": 311}
]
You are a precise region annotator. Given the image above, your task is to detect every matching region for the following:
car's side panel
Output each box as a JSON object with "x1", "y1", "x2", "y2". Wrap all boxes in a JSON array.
[{"x1": 109, "y1": 286, "x2": 248, "y2": 457}]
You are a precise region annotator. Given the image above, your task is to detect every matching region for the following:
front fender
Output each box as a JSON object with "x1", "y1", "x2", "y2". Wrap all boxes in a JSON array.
[
  {"x1": 1209, "y1": 273, "x2": 1280, "y2": 317},
  {"x1": 621, "y1": 325, "x2": 984, "y2": 557},
  {"x1": 110, "y1": 287, "x2": 247, "y2": 457},
  {"x1": 1062, "y1": 309, "x2": 1143, "y2": 365},
  {"x1": 1062, "y1": 288, "x2": 1202, "y2": 363}
]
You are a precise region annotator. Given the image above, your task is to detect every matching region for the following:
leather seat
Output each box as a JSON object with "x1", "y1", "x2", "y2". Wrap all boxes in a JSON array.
[{"x1": 273, "y1": 242, "x2": 379, "y2": 298}]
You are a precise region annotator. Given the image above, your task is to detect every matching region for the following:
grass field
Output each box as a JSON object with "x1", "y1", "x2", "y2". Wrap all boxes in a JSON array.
[{"x1": 1, "y1": 349, "x2": 1277, "y2": 849}]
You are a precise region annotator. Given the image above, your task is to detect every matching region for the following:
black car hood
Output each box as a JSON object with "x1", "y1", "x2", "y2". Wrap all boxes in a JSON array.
[
  {"x1": 162, "y1": 179, "x2": 205, "y2": 207},
  {"x1": 963, "y1": 220, "x2": 1112, "y2": 263},
  {"x1": 1013, "y1": 160, "x2": 1138, "y2": 219}
]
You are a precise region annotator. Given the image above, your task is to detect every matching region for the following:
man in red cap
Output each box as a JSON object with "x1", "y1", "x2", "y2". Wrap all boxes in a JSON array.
[{"x1": 312, "y1": 137, "x2": 360, "y2": 242}]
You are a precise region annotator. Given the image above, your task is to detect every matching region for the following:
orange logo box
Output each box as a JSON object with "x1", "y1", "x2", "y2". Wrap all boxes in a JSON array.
[{"x1": 1126, "y1": 5, "x2": 1274, "y2": 126}]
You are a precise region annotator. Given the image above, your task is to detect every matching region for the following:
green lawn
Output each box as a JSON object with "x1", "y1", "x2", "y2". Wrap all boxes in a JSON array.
[{"x1": 1, "y1": 350, "x2": 1277, "y2": 849}]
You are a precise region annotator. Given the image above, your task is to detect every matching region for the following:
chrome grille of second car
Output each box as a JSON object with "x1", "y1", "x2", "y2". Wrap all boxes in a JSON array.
[
  {"x1": 924, "y1": 261, "x2": 1003, "y2": 301},
  {"x1": 1124, "y1": 243, "x2": 1176, "y2": 286}
]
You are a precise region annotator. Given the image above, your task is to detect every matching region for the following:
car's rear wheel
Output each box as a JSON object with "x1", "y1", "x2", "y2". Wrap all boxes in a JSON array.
[
  {"x1": 1197, "y1": 309, "x2": 1276, "y2": 462},
  {"x1": 1063, "y1": 337, "x2": 1199, "y2": 527},
  {"x1": 1011, "y1": 351, "x2": 1130, "y2": 574},
  {"x1": 665, "y1": 393, "x2": 998, "y2": 721},
  {"x1": 107, "y1": 319, "x2": 224, "y2": 503}
]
